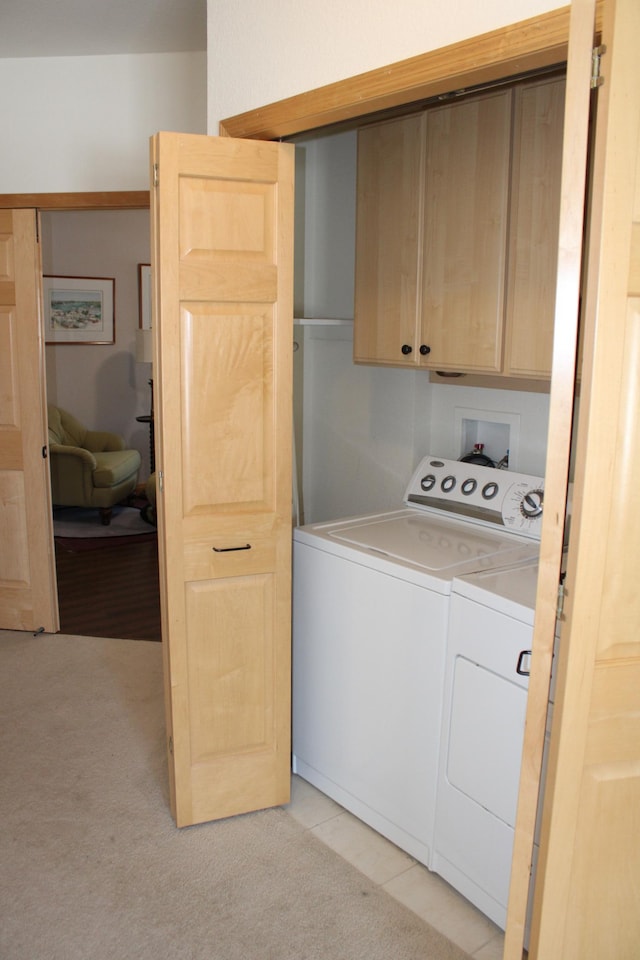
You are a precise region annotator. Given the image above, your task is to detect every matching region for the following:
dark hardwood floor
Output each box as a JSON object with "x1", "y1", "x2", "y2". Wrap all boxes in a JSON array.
[{"x1": 55, "y1": 535, "x2": 162, "y2": 641}]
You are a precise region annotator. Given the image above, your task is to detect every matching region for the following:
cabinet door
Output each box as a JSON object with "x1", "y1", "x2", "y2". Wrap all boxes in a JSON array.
[
  {"x1": 354, "y1": 113, "x2": 424, "y2": 365},
  {"x1": 0, "y1": 210, "x2": 58, "y2": 633},
  {"x1": 151, "y1": 132, "x2": 294, "y2": 828},
  {"x1": 421, "y1": 91, "x2": 512, "y2": 372},
  {"x1": 504, "y1": 77, "x2": 566, "y2": 378}
]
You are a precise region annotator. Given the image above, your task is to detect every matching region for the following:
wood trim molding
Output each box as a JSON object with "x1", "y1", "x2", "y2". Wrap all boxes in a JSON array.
[
  {"x1": 0, "y1": 191, "x2": 150, "y2": 211},
  {"x1": 220, "y1": 3, "x2": 603, "y2": 140}
]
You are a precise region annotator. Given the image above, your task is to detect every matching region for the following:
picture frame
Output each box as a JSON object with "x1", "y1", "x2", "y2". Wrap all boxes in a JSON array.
[
  {"x1": 43, "y1": 276, "x2": 115, "y2": 345},
  {"x1": 138, "y1": 263, "x2": 152, "y2": 330}
]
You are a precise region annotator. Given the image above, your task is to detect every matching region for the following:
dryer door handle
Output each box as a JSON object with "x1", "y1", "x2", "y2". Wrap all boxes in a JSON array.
[{"x1": 516, "y1": 650, "x2": 532, "y2": 676}]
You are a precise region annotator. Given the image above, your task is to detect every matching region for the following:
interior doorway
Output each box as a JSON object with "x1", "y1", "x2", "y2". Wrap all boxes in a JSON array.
[{"x1": 39, "y1": 198, "x2": 159, "y2": 641}]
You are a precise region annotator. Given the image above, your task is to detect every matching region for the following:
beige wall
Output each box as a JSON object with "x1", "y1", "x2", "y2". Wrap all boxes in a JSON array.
[
  {"x1": 0, "y1": 51, "x2": 206, "y2": 192},
  {"x1": 207, "y1": 0, "x2": 558, "y2": 128}
]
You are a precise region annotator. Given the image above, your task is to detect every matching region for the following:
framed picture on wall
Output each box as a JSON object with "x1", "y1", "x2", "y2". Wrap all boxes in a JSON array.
[
  {"x1": 43, "y1": 276, "x2": 115, "y2": 344},
  {"x1": 138, "y1": 263, "x2": 152, "y2": 329}
]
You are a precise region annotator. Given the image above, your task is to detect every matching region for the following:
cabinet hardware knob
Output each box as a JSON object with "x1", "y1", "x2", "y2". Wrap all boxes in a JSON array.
[
  {"x1": 401, "y1": 344, "x2": 413, "y2": 355},
  {"x1": 419, "y1": 344, "x2": 431, "y2": 355}
]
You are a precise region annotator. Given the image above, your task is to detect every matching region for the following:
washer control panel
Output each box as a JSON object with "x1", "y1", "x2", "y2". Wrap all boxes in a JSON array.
[{"x1": 404, "y1": 455, "x2": 545, "y2": 539}]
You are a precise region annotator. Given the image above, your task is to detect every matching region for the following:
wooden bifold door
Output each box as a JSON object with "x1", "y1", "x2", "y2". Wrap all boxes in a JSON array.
[{"x1": 150, "y1": 132, "x2": 295, "y2": 828}]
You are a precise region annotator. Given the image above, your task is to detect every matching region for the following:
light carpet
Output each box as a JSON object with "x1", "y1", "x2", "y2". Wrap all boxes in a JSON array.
[
  {"x1": 53, "y1": 504, "x2": 155, "y2": 538},
  {"x1": 0, "y1": 631, "x2": 470, "y2": 960}
]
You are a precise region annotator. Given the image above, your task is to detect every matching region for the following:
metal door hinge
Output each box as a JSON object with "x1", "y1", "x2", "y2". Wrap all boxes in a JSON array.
[
  {"x1": 153, "y1": 163, "x2": 159, "y2": 187},
  {"x1": 158, "y1": 470, "x2": 164, "y2": 493},
  {"x1": 168, "y1": 735, "x2": 173, "y2": 755},
  {"x1": 591, "y1": 45, "x2": 606, "y2": 88},
  {"x1": 42, "y1": 445, "x2": 48, "y2": 459},
  {"x1": 557, "y1": 579, "x2": 566, "y2": 619}
]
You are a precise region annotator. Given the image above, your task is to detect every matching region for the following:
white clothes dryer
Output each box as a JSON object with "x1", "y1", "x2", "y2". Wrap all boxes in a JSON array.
[
  {"x1": 432, "y1": 554, "x2": 557, "y2": 929},
  {"x1": 292, "y1": 455, "x2": 545, "y2": 869}
]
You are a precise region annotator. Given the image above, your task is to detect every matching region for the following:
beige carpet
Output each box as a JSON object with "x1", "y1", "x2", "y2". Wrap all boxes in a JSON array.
[{"x1": 0, "y1": 630, "x2": 470, "y2": 960}]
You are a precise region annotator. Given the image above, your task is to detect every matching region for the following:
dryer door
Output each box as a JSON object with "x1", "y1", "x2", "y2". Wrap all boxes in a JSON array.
[{"x1": 433, "y1": 592, "x2": 532, "y2": 927}]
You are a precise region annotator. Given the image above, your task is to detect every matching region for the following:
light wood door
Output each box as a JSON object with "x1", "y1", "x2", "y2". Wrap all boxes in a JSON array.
[
  {"x1": 421, "y1": 90, "x2": 512, "y2": 373},
  {"x1": 503, "y1": 3, "x2": 595, "y2": 950},
  {"x1": 528, "y1": 0, "x2": 640, "y2": 954},
  {"x1": 504, "y1": 76, "x2": 566, "y2": 378},
  {"x1": 0, "y1": 209, "x2": 58, "y2": 633},
  {"x1": 151, "y1": 132, "x2": 294, "y2": 828},
  {"x1": 354, "y1": 113, "x2": 425, "y2": 365}
]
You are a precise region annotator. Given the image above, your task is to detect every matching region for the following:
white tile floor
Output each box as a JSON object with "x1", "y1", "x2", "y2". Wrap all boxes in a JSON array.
[{"x1": 285, "y1": 775, "x2": 505, "y2": 960}]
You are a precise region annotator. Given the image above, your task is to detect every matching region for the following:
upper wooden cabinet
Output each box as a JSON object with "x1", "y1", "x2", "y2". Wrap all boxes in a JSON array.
[
  {"x1": 504, "y1": 76, "x2": 566, "y2": 378},
  {"x1": 421, "y1": 90, "x2": 511, "y2": 373},
  {"x1": 354, "y1": 75, "x2": 565, "y2": 379},
  {"x1": 353, "y1": 112, "x2": 425, "y2": 364}
]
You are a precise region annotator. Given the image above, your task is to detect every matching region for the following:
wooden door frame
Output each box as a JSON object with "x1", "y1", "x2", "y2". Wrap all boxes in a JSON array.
[
  {"x1": 0, "y1": 194, "x2": 149, "y2": 636},
  {"x1": 0, "y1": 192, "x2": 149, "y2": 210},
  {"x1": 219, "y1": 4, "x2": 602, "y2": 140}
]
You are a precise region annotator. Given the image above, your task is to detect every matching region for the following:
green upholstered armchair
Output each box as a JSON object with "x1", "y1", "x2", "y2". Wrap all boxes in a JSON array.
[{"x1": 47, "y1": 404, "x2": 141, "y2": 525}]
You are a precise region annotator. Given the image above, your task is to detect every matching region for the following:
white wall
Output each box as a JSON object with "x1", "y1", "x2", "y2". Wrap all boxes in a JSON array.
[
  {"x1": 293, "y1": 130, "x2": 357, "y2": 320},
  {"x1": 207, "y1": 0, "x2": 559, "y2": 129},
  {"x1": 299, "y1": 325, "x2": 432, "y2": 523},
  {"x1": 428, "y1": 383, "x2": 550, "y2": 476},
  {"x1": 42, "y1": 210, "x2": 154, "y2": 480},
  {"x1": 0, "y1": 52, "x2": 206, "y2": 192}
]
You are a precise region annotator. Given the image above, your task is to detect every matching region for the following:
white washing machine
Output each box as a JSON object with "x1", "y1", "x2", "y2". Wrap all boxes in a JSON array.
[
  {"x1": 292, "y1": 455, "x2": 545, "y2": 869},
  {"x1": 432, "y1": 554, "x2": 556, "y2": 929}
]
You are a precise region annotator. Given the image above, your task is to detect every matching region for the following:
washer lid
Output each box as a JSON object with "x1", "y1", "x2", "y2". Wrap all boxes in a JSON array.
[{"x1": 328, "y1": 511, "x2": 539, "y2": 576}]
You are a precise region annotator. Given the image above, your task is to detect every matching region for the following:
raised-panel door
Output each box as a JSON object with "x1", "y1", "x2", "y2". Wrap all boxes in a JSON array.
[
  {"x1": 152, "y1": 132, "x2": 294, "y2": 828},
  {"x1": 0, "y1": 209, "x2": 58, "y2": 633},
  {"x1": 353, "y1": 114, "x2": 424, "y2": 365},
  {"x1": 504, "y1": 76, "x2": 566, "y2": 378},
  {"x1": 528, "y1": 0, "x2": 640, "y2": 952}
]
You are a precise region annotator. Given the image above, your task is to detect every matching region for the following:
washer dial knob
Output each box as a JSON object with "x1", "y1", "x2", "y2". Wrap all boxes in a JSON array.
[{"x1": 521, "y1": 488, "x2": 544, "y2": 519}]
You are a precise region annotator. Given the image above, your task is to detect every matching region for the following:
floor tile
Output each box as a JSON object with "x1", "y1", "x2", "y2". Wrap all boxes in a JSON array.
[
  {"x1": 383, "y1": 863, "x2": 500, "y2": 955},
  {"x1": 287, "y1": 775, "x2": 503, "y2": 957},
  {"x1": 285, "y1": 774, "x2": 343, "y2": 829},
  {"x1": 472, "y1": 932, "x2": 506, "y2": 959},
  {"x1": 310, "y1": 810, "x2": 416, "y2": 885}
]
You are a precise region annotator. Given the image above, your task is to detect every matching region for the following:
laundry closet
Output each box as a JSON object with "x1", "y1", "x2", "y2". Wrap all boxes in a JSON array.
[
  {"x1": 289, "y1": 72, "x2": 572, "y2": 935},
  {"x1": 291, "y1": 116, "x2": 554, "y2": 530}
]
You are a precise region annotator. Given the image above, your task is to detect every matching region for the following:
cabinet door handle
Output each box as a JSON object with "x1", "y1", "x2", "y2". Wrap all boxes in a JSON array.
[
  {"x1": 212, "y1": 543, "x2": 252, "y2": 552},
  {"x1": 401, "y1": 344, "x2": 413, "y2": 355},
  {"x1": 420, "y1": 344, "x2": 431, "y2": 355}
]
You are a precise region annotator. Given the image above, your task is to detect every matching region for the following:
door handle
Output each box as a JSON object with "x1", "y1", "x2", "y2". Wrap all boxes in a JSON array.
[
  {"x1": 212, "y1": 543, "x2": 252, "y2": 552},
  {"x1": 516, "y1": 650, "x2": 532, "y2": 676}
]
